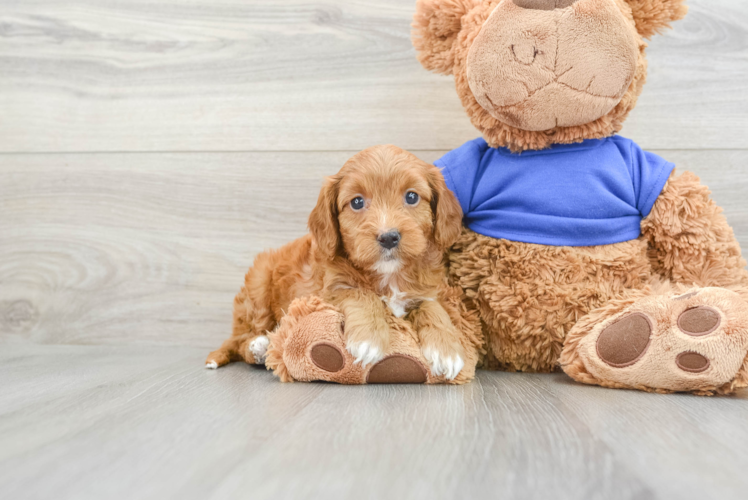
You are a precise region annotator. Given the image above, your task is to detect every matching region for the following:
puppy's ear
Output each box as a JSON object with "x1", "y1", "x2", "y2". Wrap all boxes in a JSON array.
[
  {"x1": 308, "y1": 175, "x2": 342, "y2": 260},
  {"x1": 426, "y1": 165, "x2": 463, "y2": 250},
  {"x1": 412, "y1": 0, "x2": 478, "y2": 75},
  {"x1": 624, "y1": 0, "x2": 688, "y2": 39}
]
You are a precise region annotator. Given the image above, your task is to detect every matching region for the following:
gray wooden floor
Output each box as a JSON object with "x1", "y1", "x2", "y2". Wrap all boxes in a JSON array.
[{"x1": 2, "y1": 1, "x2": 748, "y2": 499}]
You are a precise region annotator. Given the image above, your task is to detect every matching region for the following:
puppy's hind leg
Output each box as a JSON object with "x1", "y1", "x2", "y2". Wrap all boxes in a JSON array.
[
  {"x1": 205, "y1": 335, "x2": 246, "y2": 369},
  {"x1": 205, "y1": 334, "x2": 270, "y2": 369},
  {"x1": 206, "y1": 277, "x2": 274, "y2": 369}
]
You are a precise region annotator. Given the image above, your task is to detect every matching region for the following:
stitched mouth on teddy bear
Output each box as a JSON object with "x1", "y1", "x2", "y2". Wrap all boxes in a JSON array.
[
  {"x1": 466, "y1": 0, "x2": 639, "y2": 131},
  {"x1": 481, "y1": 80, "x2": 624, "y2": 130}
]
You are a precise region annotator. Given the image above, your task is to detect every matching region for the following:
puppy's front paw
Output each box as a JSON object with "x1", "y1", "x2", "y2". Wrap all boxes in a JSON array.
[
  {"x1": 422, "y1": 345, "x2": 465, "y2": 380},
  {"x1": 347, "y1": 341, "x2": 386, "y2": 367}
]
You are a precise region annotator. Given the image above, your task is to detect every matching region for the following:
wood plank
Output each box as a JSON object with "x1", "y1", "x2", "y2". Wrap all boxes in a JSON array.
[
  {"x1": 2, "y1": 150, "x2": 747, "y2": 347},
  {"x1": 1, "y1": 345, "x2": 746, "y2": 500},
  {"x1": 532, "y1": 374, "x2": 748, "y2": 500},
  {"x1": 0, "y1": 0, "x2": 746, "y2": 153}
]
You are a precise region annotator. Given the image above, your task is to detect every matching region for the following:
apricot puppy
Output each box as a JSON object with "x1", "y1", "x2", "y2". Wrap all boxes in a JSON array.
[{"x1": 206, "y1": 145, "x2": 466, "y2": 379}]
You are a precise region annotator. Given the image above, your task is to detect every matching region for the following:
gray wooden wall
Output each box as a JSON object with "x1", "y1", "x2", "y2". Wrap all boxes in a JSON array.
[{"x1": 2, "y1": 0, "x2": 747, "y2": 349}]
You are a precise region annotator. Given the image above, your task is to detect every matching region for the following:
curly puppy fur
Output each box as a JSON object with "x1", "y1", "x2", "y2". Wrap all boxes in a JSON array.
[
  {"x1": 207, "y1": 145, "x2": 471, "y2": 380},
  {"x1": 412, "y1": 0, "x2": 687, "y2": 151}
]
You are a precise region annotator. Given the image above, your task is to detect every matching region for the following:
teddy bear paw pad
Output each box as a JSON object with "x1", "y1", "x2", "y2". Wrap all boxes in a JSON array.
[
  {"x1": 596, "y1": 313, "x2": 652, "y2": 367},
  {"x1": 675, "y1": 351, "x2": 710, "y2": 373},
  {"x1": 310, "y1": 342, "x2": 345, "y2": 373},
  {"x1": 579, "y1": 288, "x2": 748, "y2": 392},
  {"x1": 677, "y1": 306, "x2": 721, "y2": 336},
  {"x1": 366, "y1": 355, "x2": 428, "y2": 384}
]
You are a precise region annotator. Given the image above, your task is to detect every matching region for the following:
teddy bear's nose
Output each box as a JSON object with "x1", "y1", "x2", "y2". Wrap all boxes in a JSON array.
[{"x1": 513, "y1": 0, "x2": 578, "y2": 10}]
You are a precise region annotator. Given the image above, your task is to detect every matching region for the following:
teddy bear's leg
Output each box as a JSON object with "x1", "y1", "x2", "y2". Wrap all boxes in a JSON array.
[
  {"x1": 561, "y1": 286, "x2": 748, "y2": 395},
  {"x1": 561, "y1": 171, "x2": 748, "y2": 394},
  {"x1": 265, "y1": 294, "x2": 481, "y2": 384},
  {"x1": 265, "y1": 296, "x2": 366, "y2": 383},
  {"x1": 265, "y1": 296, "x2": 430, "y2": 384}
]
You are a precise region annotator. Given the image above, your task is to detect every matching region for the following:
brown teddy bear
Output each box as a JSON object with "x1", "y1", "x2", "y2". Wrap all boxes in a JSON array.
[{"x1": 413, "y1": 0, "x2": 748, "y2": 394}]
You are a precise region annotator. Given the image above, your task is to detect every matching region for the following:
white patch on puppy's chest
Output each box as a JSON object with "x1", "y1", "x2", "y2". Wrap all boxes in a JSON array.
[
  {"x1": 381, "y1": 283, "x2": 410, "y2": 318},
  {"x1": 374, "y1": 259, "x2": 410, "y2": 317}
]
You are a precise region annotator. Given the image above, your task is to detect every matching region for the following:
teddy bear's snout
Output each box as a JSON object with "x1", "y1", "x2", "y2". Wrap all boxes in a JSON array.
[{"x1": 466, "y1": 0, "x2": 640, "y2": 131}]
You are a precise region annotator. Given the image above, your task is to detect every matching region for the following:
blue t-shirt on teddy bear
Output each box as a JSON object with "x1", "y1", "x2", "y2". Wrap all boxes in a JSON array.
[{"x1": 434, "y1": 135, "x2": 675, "y2": 247}]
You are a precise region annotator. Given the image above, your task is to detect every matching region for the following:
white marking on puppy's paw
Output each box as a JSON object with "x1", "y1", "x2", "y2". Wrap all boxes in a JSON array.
[
  {"x1": 205, "y1": 360, "x2": 218, "y2": 370},
  {"x1": 347, "y1": 341, "x2": 385, "y2": 367},
  {"x1": 249, "y1": 335, "x2": 270, "y2": 364},
  {"x1": 422, "y1": 347, "x2": 465, "y2": 380}
]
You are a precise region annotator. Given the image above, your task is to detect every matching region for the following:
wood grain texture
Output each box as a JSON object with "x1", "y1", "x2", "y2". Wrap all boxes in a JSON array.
[
  {"x1": 0, "y1": 0, "x2": 746, "y2": 153},
  {"x1": 1, "y1": 345, "x2": 747, "y2": 500},
  {"x1": 2, "y1": 1, "x2": 748, "y2": 497},
  {"x1": 2, "y1": 150, "x2": 747, "y2": 348}
]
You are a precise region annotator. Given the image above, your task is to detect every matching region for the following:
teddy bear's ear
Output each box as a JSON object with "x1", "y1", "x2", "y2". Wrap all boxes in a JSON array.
[
  {"x1": 624, "y1": 0, "x2": 688, "y2": 39},
  {"x1": 412, "y1": 0, "x2": 479, "y2": 75}
]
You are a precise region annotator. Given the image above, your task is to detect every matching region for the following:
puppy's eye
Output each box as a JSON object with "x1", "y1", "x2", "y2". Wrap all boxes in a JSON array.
[
  {"x1": 350, "y1": 196, "x2": 365, "y2": 211},
  {"x1": 405, "y1": 191, "x2": 420, "y2": 206}
]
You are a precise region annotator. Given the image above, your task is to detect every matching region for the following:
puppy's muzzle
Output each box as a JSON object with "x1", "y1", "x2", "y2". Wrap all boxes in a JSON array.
[{"x1": 377, "y1": 230, "x2": 401, "y2": 250}]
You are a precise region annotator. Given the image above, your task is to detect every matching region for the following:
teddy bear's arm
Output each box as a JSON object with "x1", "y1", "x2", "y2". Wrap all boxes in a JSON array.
[{"x1": 641, "y1": 170, "x2": 748, "y2": 288}]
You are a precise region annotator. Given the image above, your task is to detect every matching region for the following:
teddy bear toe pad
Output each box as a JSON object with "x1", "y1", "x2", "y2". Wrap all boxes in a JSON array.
[
  {"x1": 678, "y1": 306, "x2": 721, "y2": 336},
  {"x1": 580, "y1": 288, "x2": 748, "y2": 392},
  {"x1": 596, "y1": 313, "x2": 652, "y2": 368},
  {"x1": 305, "y1": 343, "x2": 429, "y2": 384},
  {"x1": 675, "y1": 352, "x2": 710, "y2": 373},
  {"x1": 366, "y1": 355, "x2": 428, "y2": 384},
  {"x1": 310, "y1": 343, "x2": 345, "y2": 373}
]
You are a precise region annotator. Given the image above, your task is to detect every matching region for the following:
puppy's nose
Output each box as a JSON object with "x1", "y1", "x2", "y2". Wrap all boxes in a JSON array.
[
  {"x1": 513, "y1": 0, "x2": 577, "y2": 10},
  {"x1": 377, "y1": 230, "x2": 401, "y2": 250}
]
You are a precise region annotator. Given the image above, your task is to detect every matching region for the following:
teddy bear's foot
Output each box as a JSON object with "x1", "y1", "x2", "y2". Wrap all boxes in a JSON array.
[
  {"x1": 562, "y1": 288, "x2": 748, "y2": 395},
  {"x1": 307, "y1": 342, "x2": 428, "y2": 383},
  {"x1": 365, "y1": 355, "x2": 428, "y2": 384},
  {"x1": 265, "y1": 296, "x2": 469, "y2": 384}
]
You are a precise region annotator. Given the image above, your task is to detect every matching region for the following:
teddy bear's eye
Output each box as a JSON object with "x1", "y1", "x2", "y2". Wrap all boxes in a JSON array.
[
  {"x1": 350, "y1": 196, "x2": 365, "y2": 211},
  {"x1": 405, "y1": 191, "x2": 420, "y2": 206}
]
